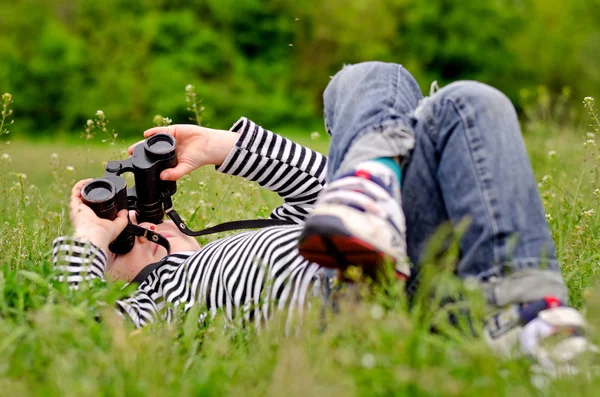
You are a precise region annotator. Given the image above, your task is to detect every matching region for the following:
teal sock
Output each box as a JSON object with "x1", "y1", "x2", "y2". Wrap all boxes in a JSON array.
[{"x1": 372, "y1": 157, "x2": 402, "y2": 183}]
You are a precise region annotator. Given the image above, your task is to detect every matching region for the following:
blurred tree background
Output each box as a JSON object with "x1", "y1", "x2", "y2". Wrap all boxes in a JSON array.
[{"x1": 0, "y1": 0, "x2": 598, "y2": 136}]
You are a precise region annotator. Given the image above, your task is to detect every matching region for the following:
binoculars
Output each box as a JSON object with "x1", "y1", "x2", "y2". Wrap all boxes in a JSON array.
[
  {"x1": 81, "y1": 133, "x2": 177, "y2": 254},
  {"x1": 81, "y1": 131, "x2": 293, "y2": 257}
]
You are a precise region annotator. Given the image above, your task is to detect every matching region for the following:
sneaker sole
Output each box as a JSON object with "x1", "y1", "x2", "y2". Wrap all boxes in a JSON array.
[{"x1": 299, "y1": 205, "x2": 409, "y2": 279}]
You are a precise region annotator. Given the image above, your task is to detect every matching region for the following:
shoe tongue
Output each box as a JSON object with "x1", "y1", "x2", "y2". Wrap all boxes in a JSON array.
[{"x1": 344, "y1": 162, "x2": 400, "y2": 196}]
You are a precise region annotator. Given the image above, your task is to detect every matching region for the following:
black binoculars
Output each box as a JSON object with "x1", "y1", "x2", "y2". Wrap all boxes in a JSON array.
[
  {"x1": 81, "y1": 132, "x2": 293, "y2": 257},
  {"x1": 81, "y1": 134, "x2": 177, "y2": 254}
]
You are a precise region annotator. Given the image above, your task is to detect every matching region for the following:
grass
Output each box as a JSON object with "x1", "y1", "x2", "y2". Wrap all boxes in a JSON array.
[{"x1": 1, "y1": 121, "x2": 600, "y2": 396}]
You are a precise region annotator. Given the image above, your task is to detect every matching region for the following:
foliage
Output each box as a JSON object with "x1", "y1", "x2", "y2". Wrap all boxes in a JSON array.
[
  {"x1": 0, "y1": 0, "x2": 599, "y2": 136},
  {"x1": 0, "y1": 97, "x2": 600, "y2": 394},
  {"x1": 0, "y1": 93, "x2": 13, "y2": 137}
]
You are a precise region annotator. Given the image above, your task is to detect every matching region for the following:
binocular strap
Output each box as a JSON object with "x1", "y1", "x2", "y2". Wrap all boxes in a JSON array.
[
  {"x1": 165, "y1": 208, "x2": 296, "y2": 237},
  {"x1": 124, "y1": 223, "x2": 172, "y2": 254}
]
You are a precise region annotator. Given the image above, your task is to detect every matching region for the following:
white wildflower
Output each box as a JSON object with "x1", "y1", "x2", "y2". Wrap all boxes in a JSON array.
[
  {"x1": 584, "y1": 139, "x2": 596, "y2": 148},
  {"x1": 361, "y1": 354, "x2": 376, "y2": 369},
  {"x1": 587, "y1": 132, "x2": 596, "y2": 138},
  {"x1": 370, "y1": 304, "x2": 384, "y2": 320},
  {"x1": 1, "y1": 153, "x2": 10, "y2": 161},
  {"x1": 539, "y1": 175, "x2": 552, "y2": 187},
  {"x1": 86, "y1": 119, "x2": 93, "y2": 126},
  {"x1": 583, "y1": 209, "x2": 595, "y2": 217},
  {"x1": 594, "y1": 189, "x2": 600, "y2": 198},
  {"x1": 66, "y1": 166, "x2": 74, "y2": 172},
  {"x1": 95, "y1": 110, "x2": 104, "y2": 117},
  {"x1": 310, "y1": 131, "x2": 320, "y2": 140},
  {"x1": 51, "y1": 153, "x2": 58, "y2": 159},
  {"x1": 547, "y1": 150, "x2": 556, "y2": 158},
  {"x1": 185, "y1": 84, "x2": 194, "y2": 92},
  {"x1": 545, "y1": 213, "x2": 552, "y2": 222}
]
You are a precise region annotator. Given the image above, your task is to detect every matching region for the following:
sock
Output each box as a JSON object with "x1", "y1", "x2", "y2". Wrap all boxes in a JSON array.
[{"x1": 371, "y1": 157, "x2": 402, "y2": 184}]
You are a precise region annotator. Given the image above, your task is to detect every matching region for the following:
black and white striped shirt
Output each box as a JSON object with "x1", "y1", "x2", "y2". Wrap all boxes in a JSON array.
[{"x1": 53, "y1": 118, "x2": 333, "y2": 328}]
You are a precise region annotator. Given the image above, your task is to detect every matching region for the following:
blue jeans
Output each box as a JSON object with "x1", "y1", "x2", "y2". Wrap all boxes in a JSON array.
[{"x1": 323, "y1": 62, "x2": 568, "y2": 305}]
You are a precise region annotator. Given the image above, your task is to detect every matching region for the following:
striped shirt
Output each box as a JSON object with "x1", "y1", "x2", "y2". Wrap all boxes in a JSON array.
[{"x1": 53, "y1": 118, "x2": 333, "y2": 328}]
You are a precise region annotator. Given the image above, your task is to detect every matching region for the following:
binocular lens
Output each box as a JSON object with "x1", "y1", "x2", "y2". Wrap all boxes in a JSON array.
[
  {"x1": 145, "y1": 134, "x2": 175, "y2": 156},
  {"x1": 82, "y1": 180, "x2": 115, "y2": 203},
  {"x1": 81, "y1": 179, "x2": 120, "y2": 220}
]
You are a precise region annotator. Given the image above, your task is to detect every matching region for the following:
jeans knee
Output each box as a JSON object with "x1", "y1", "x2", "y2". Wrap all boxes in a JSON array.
[
  {"x1": 323, "y1": 62, "x2": 414, "y2": 134},
  {"x1": 442, "y1": 81, "x2": 515, "y2": 116}
]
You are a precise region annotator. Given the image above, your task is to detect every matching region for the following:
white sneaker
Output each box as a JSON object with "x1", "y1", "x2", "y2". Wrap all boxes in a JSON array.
[
  {"x1": 298, "y1": 161, "x2": 410, "y2": 279},
  {"x1": 484, "y1": 296, "x2": 596, "y2": 379}
]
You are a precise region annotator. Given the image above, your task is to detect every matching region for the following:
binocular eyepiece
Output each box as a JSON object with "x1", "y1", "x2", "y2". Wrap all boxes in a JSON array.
[{"x1": 81, "y1": 133, "x2": 177, "y2": 254}]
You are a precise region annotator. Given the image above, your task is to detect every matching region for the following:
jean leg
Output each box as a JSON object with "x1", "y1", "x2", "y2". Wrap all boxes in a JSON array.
[
  {"x1": 323, "y1": 62, "x2": 423, "y2": 181},
  {"x1": 404, "y1": 81, "x2": 568, "y2": 303}
]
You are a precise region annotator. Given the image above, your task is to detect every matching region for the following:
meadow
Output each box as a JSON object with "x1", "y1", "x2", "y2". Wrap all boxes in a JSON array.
[{"x1": 1, "y1": 99, "x2": 600, "y2": 396}]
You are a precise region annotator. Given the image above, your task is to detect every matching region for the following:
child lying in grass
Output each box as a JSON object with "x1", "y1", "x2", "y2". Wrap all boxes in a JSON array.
[{"x1": 55, "y1": 62, "x2": 593, "y2": 375}]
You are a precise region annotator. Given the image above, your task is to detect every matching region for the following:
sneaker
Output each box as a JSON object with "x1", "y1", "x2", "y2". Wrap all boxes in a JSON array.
[
  {"x1": 298, "y1": 161, "x2": 410, "y2": 279},
  {"x1": 484, "y1": 296, "x2": 596, "y2": 378}
]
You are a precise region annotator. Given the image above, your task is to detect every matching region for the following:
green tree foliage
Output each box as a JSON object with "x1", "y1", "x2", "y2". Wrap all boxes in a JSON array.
[{"x1": 0, "y1": 0, "x2": 598, "y2": 136}]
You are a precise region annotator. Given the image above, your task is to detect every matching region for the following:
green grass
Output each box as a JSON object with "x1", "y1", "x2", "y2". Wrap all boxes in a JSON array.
[{"x1": 1, "y1": 125, "x2": 600, "y2": 397}]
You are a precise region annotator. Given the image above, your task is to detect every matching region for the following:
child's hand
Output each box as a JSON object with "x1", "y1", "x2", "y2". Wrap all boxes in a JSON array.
[
  {"x1": 128, "y1": 125, "x2": 239, "y2": 181},
  {"x1": 70, "y1": 179, "x2": 129, "y2": 251}
]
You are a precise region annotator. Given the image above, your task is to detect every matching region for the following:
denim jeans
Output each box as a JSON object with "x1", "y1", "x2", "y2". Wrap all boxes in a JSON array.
[{"x1": 323, "y1": 61, "x2": 568, "y2": 305}]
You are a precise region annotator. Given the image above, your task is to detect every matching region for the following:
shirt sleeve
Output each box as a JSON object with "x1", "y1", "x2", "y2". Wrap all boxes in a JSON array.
[
  {"x1": 216, "y1": 117, "x2": 327, "y2": 223},
  {"x1": 52, "y1": 236, "x2": 108, "y2": 288}
]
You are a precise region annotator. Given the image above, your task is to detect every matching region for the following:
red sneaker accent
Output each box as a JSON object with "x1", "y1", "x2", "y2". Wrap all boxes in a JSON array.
[
  {"x1": 543, "y1": 296, "x2": 562, "y2": 309},
  {"x1": 298, "y1": 234, "x2": 395, "y2": 277},
  {"x1": 355, "y1": 170, "x2": 371, "y2": 180},
  {"x1": 395, "y1": 271, "x2": 408, "y2": 281}
]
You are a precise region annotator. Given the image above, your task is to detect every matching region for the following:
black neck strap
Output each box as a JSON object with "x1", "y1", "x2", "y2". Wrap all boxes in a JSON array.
[
  {"x1": 165, "y1": 208, "x2": 296, "y2": 237},
  {"x1": 123, "y1": 223, "x2": 172, "y2": 254},
  {"x1": 160, "y1": 193, "x2": 295, "y2": 237}
]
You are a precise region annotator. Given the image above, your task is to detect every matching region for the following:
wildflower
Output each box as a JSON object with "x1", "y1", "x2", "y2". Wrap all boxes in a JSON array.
[
  {"x1": 162, "y1": 117, "x2": 172, "y2": 126},
  {"x1": 545, "y1": 213, "x2": 552, "y2": 222},
  {"x1": 66, "y1": 166, "x2": 74, "y2": 172},
  {"x1": 584, "y1": 139, "x2": 596, "y2": 148},
  {"x1": 310, "y1": 131, "x2": 320, "y2": 140},
  {"x1": 2, "y1": 93, "x2": 11, "y2": 102},
  {"x1": 152, "y1": 115, "x2": 163, "y2": 126},
  {"x1": 587, "y1": 132, "x2": 596, "y2": 138},
  {"x1": 51, "y1": 153, "x2": 58, "y2": 159},
  {"x1": 185, "y1": 84, "x2": 194, "y2": 92},
  {"x1": 95, "y1": 110, "x2": 104, "y2": 118},
  {"x1": 86, "y1": 119, "x2": 93, "y2": 127},
  {"x1": 1, "y1": 153, "x2": 9, "y2": 161},
  {"x1": 583, "y1": 209, "x2": 595, "y2": 217},
  {"x1": 370, "y1": 304, "x2": 384, "y2": 320},
  {"x1": 547, "y1": 150, "x2": 556, "y2": 158},
  {"x1": 595, "y1": 189, "x2": 600, "y2": 198},
  {"x1": 361, "y1": 354, "x2": 376, "y2": 369}
]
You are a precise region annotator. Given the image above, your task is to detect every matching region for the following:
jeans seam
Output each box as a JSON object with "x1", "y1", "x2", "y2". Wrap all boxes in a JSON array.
[{"x1": 446, "y1": 97, "x2": 502, "y2": 265}]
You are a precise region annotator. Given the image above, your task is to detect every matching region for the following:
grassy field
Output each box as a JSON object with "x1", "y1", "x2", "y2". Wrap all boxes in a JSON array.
[{"x1": 1, "y1": 119, "x2": 600, "y2": 396}]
